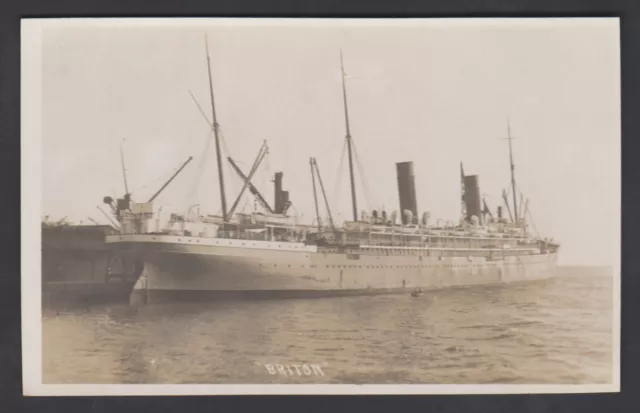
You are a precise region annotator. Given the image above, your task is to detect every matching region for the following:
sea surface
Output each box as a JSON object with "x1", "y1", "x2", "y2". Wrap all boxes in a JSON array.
[{"x1": 42, "y1": 267, "x2": 614, "y2": 384}]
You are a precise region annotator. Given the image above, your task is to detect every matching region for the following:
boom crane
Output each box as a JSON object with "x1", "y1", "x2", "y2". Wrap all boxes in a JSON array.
[
  {"x1": 310, "y1": 158, "x2": 322, "y2": 233},
  {"x1": 120, "y1": 138, "x2": 130, "y2": 196},
  {"x1": 227, "y1": 142, "x2": 269, "y2": 219},
  {"x1": 505, "y1": 120, "x2": 519, "y2": 224},
  {"x1": 148, "y1": 156, "x2": 194, "y2": 203},
  {"x1": 227, "y1": 157, "x2": 274, "y2": 214},
  {"x1": 310, "y1": 157, "x2": 337, "y2": 236},
  {"x1": 502, "y1": 188, "x2": 514, "y2": 223},
  {"x1": 482, "y1": 198, "x2": 493, "y2": 220}
]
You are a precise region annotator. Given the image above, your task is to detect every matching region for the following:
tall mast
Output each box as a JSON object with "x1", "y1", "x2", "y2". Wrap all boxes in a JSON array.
[
  {"x1": 205, "y1": 35, "x2": 228, "y2": 222},
  {"x1": 341, "y1": 50, "x2": 358, "y2": 222},
  {"x1": 120, "y1": 139, "x2": 129, "y2": 196},
  {"x1": 506, "y1": 119, "x2": 519, "y2": 224}
]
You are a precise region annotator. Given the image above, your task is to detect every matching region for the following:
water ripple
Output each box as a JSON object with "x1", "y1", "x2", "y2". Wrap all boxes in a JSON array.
[{"x1": 42, "y1": 269, "x2": 613, "y2": 384}]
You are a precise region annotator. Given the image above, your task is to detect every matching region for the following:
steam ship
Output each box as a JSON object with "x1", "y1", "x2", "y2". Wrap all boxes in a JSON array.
[{"x1": 105, "y1": 45, "x2": 559, "y2": 305}]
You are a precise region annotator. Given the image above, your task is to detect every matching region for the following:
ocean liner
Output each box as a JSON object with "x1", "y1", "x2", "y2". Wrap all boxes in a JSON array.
[{"x1": 105, "y1": 45, "x2": 560, "y2": 305}]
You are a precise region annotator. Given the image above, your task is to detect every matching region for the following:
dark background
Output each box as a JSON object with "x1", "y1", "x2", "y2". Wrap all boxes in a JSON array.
[{"x1": 1, "y1": 0, "x2": 637, "y2": 412}]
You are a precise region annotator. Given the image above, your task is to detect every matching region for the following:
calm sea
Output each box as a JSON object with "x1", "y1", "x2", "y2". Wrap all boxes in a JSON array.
[{"x1": 42, "y1": 267, "x2": 613, "y2": 384}]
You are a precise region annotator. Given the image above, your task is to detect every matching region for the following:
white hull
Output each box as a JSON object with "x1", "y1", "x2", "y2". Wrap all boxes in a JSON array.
[{"x1": 107, "y1": 235, "x2": 558, "y2": 305}]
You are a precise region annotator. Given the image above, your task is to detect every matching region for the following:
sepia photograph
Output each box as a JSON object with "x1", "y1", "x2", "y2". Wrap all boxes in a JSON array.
[{"x1": 21, "y1": 17, "x2": 620, "y2": 395}]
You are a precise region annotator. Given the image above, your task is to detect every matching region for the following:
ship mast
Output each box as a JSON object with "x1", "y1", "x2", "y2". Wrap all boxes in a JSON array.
[
  {"x1": 506, "y1": 119, "x2": 519, "y2": 224},
  {"x1": 205, "y1": 36, "x2": 228, "y2": 222},
  {"x1": 340, "y1": 50, "x2": 358, "y2": 222}
]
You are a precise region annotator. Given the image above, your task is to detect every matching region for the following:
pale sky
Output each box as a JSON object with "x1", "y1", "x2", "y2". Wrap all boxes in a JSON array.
[{"x1": 37, "y1": 18, "x2": 620, "y2": 266}]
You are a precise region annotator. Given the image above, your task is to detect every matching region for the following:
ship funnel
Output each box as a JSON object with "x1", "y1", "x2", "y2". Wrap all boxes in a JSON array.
[
  {"x1": 463, "y1": 175, "x2": 482, "y2": 225},
  {"x1": 396, "y1": 161, "x2": 418, "y2": 225},
  {"x1": 273, "y1": 172, "x2": 290, "y2": 214}
]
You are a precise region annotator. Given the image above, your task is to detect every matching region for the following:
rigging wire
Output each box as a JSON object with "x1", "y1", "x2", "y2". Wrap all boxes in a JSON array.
[
  {"x1": 187, "y1": 90, "x2": 238, "y2": 215},
  {"x1": 240, "y1": 198, "x2": 250, "y2": 213},
  {"x1": 185, "y1": 131, "x2": 215, "y2": 208},
  {"x1": 124, "y1": 132, "x2": 198, "y2": 197},
  {"x1": 215, "y1": 126, "x2": 242, "y2": 213},
  {"x1": 188, "y1": 90, "x2": 212, "y2": 130},
  {"x1": 264, "y1": 149, "x2": 272, "y2": 184},
  {"x1": 526, "y1": 205, "x2": 540, "y2": 237},
  {"x1": 350, "y1": 138, "x2": 375, "y2": 210},
  {"x1": 257, "y1": 150, "x2": 272, "y2": 212},
  {"x1": 130, "y1": 139, "x2": 198, "y2": 201},
  {"x1": 501, "y1": 178, "x2": 515, "y2": 210},
  {"x1": 330, "y1": 139, "x2": 348, "y2": 211},
  {"x1": 130, "y1": 167, "x2": 174, "y2": 196},
  {"x1": 218, "y1": 127, "x2": 237, "y2": 188},
  {"x1": 141, "y1": 160, "x2": 189, "y2": 205}
]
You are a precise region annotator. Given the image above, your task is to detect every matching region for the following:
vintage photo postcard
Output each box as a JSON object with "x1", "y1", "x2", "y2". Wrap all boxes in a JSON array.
[{"x1": 21, "y1": 18, "x2": 620, "y2": 395}]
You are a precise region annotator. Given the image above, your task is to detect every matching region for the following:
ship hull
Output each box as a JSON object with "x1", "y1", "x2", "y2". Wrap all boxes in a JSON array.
[
  {"x1": 107, "y1": 235, "x2": 558, "y2": 305},
  {"x1": 42, "y1": 226, "x2": 139, "y2": 305}
]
